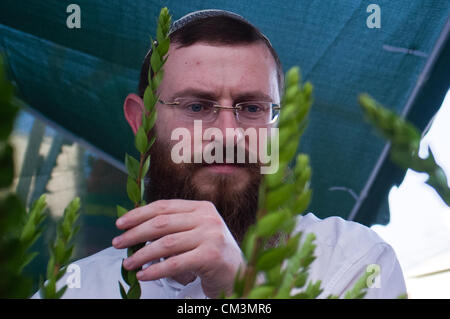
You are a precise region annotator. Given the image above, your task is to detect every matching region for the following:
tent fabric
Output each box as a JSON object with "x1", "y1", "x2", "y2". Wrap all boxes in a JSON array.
[{"x1": 1, "y1": 0, "x2": 449, "y2": 226}]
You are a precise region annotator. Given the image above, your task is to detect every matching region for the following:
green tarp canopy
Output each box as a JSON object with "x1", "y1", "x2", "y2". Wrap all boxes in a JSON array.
[{"x1": 1, "y1": 0, "x2": 449, "y2": 226}]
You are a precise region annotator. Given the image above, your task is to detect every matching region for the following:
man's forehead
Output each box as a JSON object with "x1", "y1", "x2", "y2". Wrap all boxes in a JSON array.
[
  {"x1": 162, "y1": 42, "x2": 279, "y2": 100},
  {"x1": 167, "y1": 41, "x2": 273, "y2": 65}
]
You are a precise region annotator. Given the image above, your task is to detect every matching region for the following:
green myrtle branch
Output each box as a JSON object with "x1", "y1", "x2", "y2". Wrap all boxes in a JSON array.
[
  {"x1": 229, "y1": 68, "x2": 371, "y2": 299},
  {"x1": 117, "y1": 7, "x2": 171, "y2": 299},
  {"x1": 19, "y1": 194, "x2": 47, "y2": 274},
  {"x1": 358, "y1": 93, "x2": 450, "y2": 288},
  {"x1": 39, "y1": 197, "x2": 81, "y2": 299},
  {"x1": 359, "y1": 94, "x2": 450, "y2": 207},
  {"x1": 230, "y1": 67, "x2": 322, "y2": 299}
]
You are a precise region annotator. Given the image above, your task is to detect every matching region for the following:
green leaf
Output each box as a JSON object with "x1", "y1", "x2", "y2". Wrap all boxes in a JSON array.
[
  {"x1": 297, "y1": 233, "x2": 316, "y2": 261},
  {"x1": 157, "y1": 37, "x2": 170, "y2": 57},
  {"x1": 286, "y1": 67, "x2": 300, "y2": 87},
  {"x1": 44, "y1": 279, "x2": 56, "y2": 299},
  {"x1": 127, "y1": 269, "x2": 138, "y2": 287},
  {"x1": 278, "y1": 103, "x2": 298, "y2": 125},
  {"x1": 265, "y1": 183, "x2": 295, "y2": 211},
  {"x1": 247, "y1": 285, "x2": 275, "y2": 299},
  {"x1": 127, "y1": 282, "x2": 141, "y2": 299},
  {"x1": 142, "y1": 156, "x2": 151, "y2": 178},
  {"x1": 25, "y1": 231, "x2": 43, "y2": 252},
  {"x1": 46, "y1": 255, "x2": 55, "y2": 281},
  {"x1": 55, "y1": 285, "x2": 67, "y2": 299},
  {"x1": 266, "y1": 264, "x2": 283, "y2": 285},
  {"x1": 241, "y1": 226, "x2": 256, "y2": 261},
  {"x1": 62, "y1": 245, "x2": 74, "y2": 266},
  {"x1": 344, "y1": 270, "x2": 370, "y2": 299},
  {"x1": 143, "y1": 86, "x2": 158, "y2": 112},
  {"x1": 285, "y1": 233, "x2": 302, "y2": 258},
  {"x1": 54, "y1": 285, "x2": 68, "y2": 299},
  {"x1": 119, "y1": 281, "x2": 127, "y2": 299},
  {"x1": 126, "y1": 177, "x2": 141, "y2": 204},
  {"x1": 295, "y1": 167, "x2": 311, "y2": 193},
  {"x1": 19, "y1": 251, "x2": 39, "y2": 273},
  {"x1": 21, "y1": 194, "x2": 47, "y2": 244},
  {"x1": 29, "y1": 194, "x2": 47, "y2": 218},
  {"x1": 292, "y1": 189, "x2": 312, "y2": 215},
  {"x1": 152, "y1": 70, "x2": 164, "y2": 91},
  {"x1": 66, "y1": 197, "x2": 81, "y2": 215},
  {"x1": 142, "y1": 111, "x2": 150, "y2": 132},
  {"x1": 125, "y1": 154, "x2": 140, "y2": 180},
  {"x1": 232, "y1": 267, "x2": 245, "y2": 298},
  {"x1": 135, "y1": 126, "x2": 148, "y2": 154},
  {"x1": 150, "y1": 45, "x2": 163, "y2": 75},
  {"x1": 294, "y1": 271, "x2": 308, "y2": 288},
  {"x1": 256, "y1": 247, "x2": 288, "y2": 271},
  {"x1": 148, "y1": 136, "x2": 156, "y2": 151},
  {"x1": 121, "y1": 262, "x2": 130, "y2": 286},
  {"x1": 20, "y1": 220, "x2": 36, "y2": 246},
  {"x1": 278, "y1": 124, "x2": 297, "y2": 149},
  {"x1": 54, "y1": 238, "x2": 65, "y2": 262},
  {"x1": 279, "y1": 137, "x2": 300, "y2": 163},
  {"x1": 264, "y1": 162, "x2": 287, "y2": 189},
  {"x1": 148, "y1": 108, "x2": 158, "y2": 131},
  {"x1": 255, "y1": 210, "x2": 290, "y2": 238},
  {"x1": 62, "y1": 218, "x2": 71, "y2": 239},
  {"x1": 304, "y1": 280, "x2": 323, "y2": 298},
  {"x1": 117, "y1": 205, "x2": 128, "y2": 218}
]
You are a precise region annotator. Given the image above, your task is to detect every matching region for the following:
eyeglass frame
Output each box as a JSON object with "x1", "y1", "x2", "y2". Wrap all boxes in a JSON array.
[{"x1": 158, "y1": 98, "x2": 281, "y2": 125}]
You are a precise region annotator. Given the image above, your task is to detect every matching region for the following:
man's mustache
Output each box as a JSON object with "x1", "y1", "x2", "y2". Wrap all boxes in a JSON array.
[{"x1": 187, "y1": 144, "x2": 262, "y2": 169}]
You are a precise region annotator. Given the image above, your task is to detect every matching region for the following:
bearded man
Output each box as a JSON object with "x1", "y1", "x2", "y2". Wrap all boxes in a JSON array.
[{"x1": 32, "y1": 9, "x2": 406, "y2": 299}]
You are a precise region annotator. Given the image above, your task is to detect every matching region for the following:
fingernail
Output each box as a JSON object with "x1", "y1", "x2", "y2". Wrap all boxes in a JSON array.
[
  {"x1": 112, "y1": 236, "x2": 122, "y2": 246},
  {"x1": 136, "y1": 271, "x2": 143, "y2": 279},
  {"x1": 116, "y1": 218, "x2": 125, "y2": 226},
  {"x1": 123, "y1": 258, "x2": 132, "y2": 268}
]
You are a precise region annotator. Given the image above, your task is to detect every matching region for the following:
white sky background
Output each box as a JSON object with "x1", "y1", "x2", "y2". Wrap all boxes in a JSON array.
[{"x1": 371, "y1": 89, "x2": 450, "y2": 298}]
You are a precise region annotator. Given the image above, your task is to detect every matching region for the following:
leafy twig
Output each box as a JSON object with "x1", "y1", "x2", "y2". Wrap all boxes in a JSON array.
[
  {"x1": 359, "y1": 93, "x2": 450, "y2": 206},
  {"x1": 39, "y1": 197, "x2": 81, "y2": 299},
  {"x1": 232, "y1": 67, "x2": 323, "y2": 299},
  {"x1": 117, "y1": 7, "x2": 171, "y2": 299},
  {"x1": 230, "y1": 68, "x2": 371, "y2": 299}
]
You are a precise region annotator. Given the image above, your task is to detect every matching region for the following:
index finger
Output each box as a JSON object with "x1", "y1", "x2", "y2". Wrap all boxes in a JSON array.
[{"x1": 116, "y1": 199, "x2": 198, "y2": 229}]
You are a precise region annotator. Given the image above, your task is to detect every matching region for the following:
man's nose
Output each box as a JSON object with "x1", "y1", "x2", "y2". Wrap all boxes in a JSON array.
[{"x1": 213, "y1": 107, "x2": 243, "y2": 146}]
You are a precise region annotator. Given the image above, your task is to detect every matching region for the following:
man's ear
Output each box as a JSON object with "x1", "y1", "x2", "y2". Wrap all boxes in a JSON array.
[{"x1": 123, "y1": 93, "x2": 145, "y2": 135}]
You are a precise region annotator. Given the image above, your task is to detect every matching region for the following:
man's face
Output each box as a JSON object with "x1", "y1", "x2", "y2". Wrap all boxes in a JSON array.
[{"x1": 143, "y1": 42, "x2": 280, "y2": 242}]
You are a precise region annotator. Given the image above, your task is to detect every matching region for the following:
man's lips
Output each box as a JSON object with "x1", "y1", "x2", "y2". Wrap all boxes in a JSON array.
[{"x1": 203, "y1": 163, "x2": 243, "y2": 173}]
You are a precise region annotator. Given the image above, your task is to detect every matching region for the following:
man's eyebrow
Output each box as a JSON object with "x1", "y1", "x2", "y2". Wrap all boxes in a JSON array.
[
  {"x1": 233, "y1": 91, "x2": 273, "y2": 102},
  {"x1": 171, "y1": 88, "x2": 218, "y2": 100},
  {"x1": 171, "y1": 88, "x2": 274, "y2": 102}
]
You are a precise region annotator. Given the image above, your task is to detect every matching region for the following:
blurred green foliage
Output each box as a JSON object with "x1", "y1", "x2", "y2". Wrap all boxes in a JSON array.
[
  {"x1": 359, "y1": 94, "x2": 450, "y2": 207},
  {"x1": 0, "y1": 55, "x2": 80, "y2": 299}
]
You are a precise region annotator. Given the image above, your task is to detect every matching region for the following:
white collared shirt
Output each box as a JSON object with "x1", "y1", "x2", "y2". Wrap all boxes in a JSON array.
[{"x1": 31, "y1": 213, "x2": 406, "y2": 299}]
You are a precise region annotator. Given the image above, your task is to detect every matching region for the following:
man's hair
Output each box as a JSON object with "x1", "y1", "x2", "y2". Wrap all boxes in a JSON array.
[{"x1": 138, "y1": 14, "x2": 284, "y2": 99}]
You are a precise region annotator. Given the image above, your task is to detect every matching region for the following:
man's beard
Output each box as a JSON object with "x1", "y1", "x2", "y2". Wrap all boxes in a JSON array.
[{"x1": 144, "y1": 137, "x2": 262, "y2": 244}]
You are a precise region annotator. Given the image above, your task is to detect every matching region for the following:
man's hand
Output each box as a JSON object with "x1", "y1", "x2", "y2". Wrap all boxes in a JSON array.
[{"x1": 112, "y1": 199, "x2": 245, "y2": 298}]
